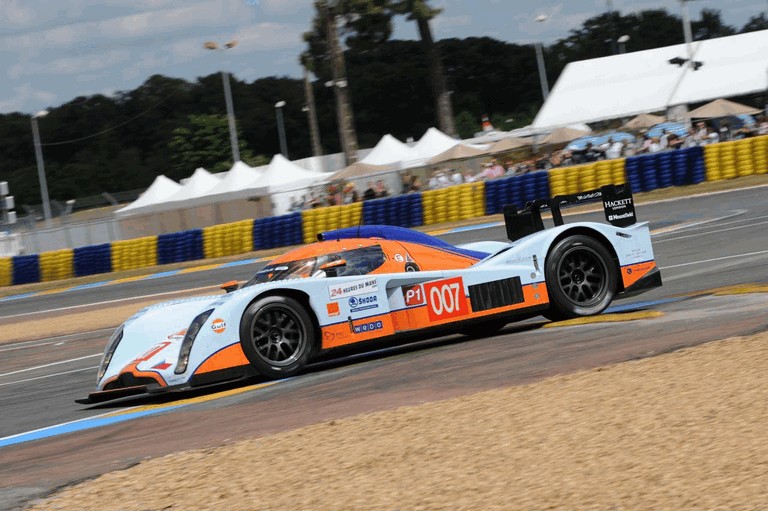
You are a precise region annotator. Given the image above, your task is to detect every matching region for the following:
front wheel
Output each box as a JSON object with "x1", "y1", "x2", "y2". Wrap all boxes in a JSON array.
[
  {"x1": 239, "y1": 296, "x2": 316, "y2": 379},
  {"x1": 544, "y1": 235, "x2": 617, "y2": 321}
]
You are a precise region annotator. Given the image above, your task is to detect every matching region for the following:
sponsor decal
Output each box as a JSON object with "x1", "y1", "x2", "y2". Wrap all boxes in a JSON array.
[
  {"x1": 211, "y1": 319, "x2": 227, "y2": 334},
  {"x1": 324, "y1": 330, "x2": 348, "y2": 342},
  {"x1": 348, "y1": 294, "x2": 379, "y2": 313},
  {"x1": 403, "y1": 284, "x2": 426, "y2": 307},
  {"x1": 626, "y1": 268, "x2": 633, "y2": 275},
  {"x1": 152, "y1": 361, "x2": 172, "y2": 370},
  {"x1": 602, "y1": 188, "x2": 636, "y2": 227},
  {"x1": 352, "y1": 320, "x2": 384, "y2": 334},
  {"x1": 328, "y1": 277, "x2": 379, "y2": 300},
  {"x1": 327, "y1": 302, "x2": 340, "y2": 317},
  {"x1": 167, "y1": 329, "x2": 187, "y2": 340},
  {"x1": 577, "y1": 191, "x2": 602, "y2": 201},
  {"x1": 424, "y1": 277, "x2": 468, "y2": 321},
  {"x1": 394, "y1": 253, "x2": 405, "y2": 263},
  {"x1": 132, "y1": 341, "x2": 172, "y2": 364}
]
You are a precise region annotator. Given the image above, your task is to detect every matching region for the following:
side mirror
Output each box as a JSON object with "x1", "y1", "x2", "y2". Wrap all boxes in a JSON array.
[
  {"x1": 220, "y1": 280, "x2": 240, "y2": 293},
  {"x1": 319, "y1": 258, "x2": 347, "y2": 277}
]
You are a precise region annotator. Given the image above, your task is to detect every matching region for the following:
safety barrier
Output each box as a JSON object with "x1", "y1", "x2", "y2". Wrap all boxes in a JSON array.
[
  {"x1": 158, "y1": 229, "x2": 204, "y2": 265},
  {"x1": 203, "y1": 220, "x2": 254, "y2": 259},
  {"x1": 253, "y1": 212, "x2": 304, "y2": 250},
  {"x1": 111, "y1": 236, "x2": 158, "y2": 272},
  {"x1": 3, "y1": 137, "x2": 767, "y2": 287},
  {"x1": 0, "y1": 257, "x2": 11, "y2": 287},
  {"x1": 485, "y1": 172, "x2": 549, "y2": 215},
  {"x1": 39, "y1": 249, "x2": 74, "y2": 282},
  {"x1": 74, "y1": 244, "x2": 112, "y2": 277},
  {"x1": 11, "y1": 254, "x2": 40, "y2": 285}
]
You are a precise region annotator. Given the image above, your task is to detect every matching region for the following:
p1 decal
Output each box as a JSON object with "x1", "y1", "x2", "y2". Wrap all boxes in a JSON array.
[
  {"x1": 403, "y1": 284, "x2": 426, "y2": 307},
  {"x1": 424, "y1": 277, "x2": 468, "y2": 321},
  {"x1": 211, "y1": 319, "x2": 227, "y2": 334}
]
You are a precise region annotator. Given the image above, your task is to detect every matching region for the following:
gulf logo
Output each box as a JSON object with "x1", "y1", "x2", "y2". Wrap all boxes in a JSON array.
[{"x1": 211, "y1": 318, "x2": 227, "y2": 334}]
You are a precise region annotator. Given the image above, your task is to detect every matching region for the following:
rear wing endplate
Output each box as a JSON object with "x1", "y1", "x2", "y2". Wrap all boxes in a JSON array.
[{"x1": 503, "y1": 184, "x2": 636, "y2": 242}]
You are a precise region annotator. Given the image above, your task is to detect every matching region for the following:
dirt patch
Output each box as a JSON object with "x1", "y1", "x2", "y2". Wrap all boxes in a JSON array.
[{"x1": 28, "y1": 331, "x2": 768, "y2": 510}]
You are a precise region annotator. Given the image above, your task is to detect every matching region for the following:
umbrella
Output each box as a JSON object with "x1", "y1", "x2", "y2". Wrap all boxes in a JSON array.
[
  {"x1": 427, "y1": 143, "x2": 490, "y2": 164},
  {"x1": 622, "y1": 113, "x2": 666, "y2": 130},
  {"x1": 540, "y1": 126, "x2": 591, "y2": 145},
  {"x1": 489, "y1": 137, "x2": 531, "y2": 153},
  {"x1": 566, "y1": 132, "x2": 636, "y2": 150},
  {"x1": 328, "y1": 161, "x2": 394, "y2": 181},
  {"x1": 684, "y1": 98, "x2": 762, "y2": 119}
]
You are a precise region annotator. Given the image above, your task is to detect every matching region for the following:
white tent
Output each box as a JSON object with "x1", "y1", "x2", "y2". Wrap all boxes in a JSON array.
[
  {"x1": 202, "y1": 160, "x2": 266, "y2": 201},
  {"x1": 167, "y1": 168, "x2": 220, "y2": 203},
  {"x1": 115, "y1": 175, "x2": 181, "y2": 216},
  {"x1": 413, "y1": 127, "x2": 459, "y2": 159},
  {"x1": 532, "y1": 29, "x2": 768, "y2": 130},
  {"x1": 361, "y1": 134, "x2": 423, "y2": 167},
  {"x1": 257, "y1": 154, "x2": 328, "y2": 214}
]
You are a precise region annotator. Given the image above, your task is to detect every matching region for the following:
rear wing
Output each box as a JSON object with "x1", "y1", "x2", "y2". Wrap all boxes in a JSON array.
[{"x1": 503, "y1": 184, "x2": 636, "y2": 242}]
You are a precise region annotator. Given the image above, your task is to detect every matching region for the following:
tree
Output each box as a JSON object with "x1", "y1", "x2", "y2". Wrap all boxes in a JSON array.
[
  {"x1": 741, "y1": 13, "x2": 768, "y2": 32},
  {"x1": 692, "y1": 8, "x2": 736, "y2": 40},
  {"x1": 168, "y1": 114, "x2": 251, "y2": 175}
]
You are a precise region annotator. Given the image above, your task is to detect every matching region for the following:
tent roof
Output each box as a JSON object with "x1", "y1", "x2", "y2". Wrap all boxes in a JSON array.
[
  {"x1": 204, "y1": 160, "x2": 264, "y2": 197},
  {"x1": 532, "y1": 29, "x2": 768, "y2": 130},
  {"x1": 114, "y1": 175, "x2": 181, "y2": 215},
  {"x1": 489, "y1": 137, "x2": 531, "y2": 153},
  {"x1": 684, "y1": 98, "x2": 762, "y2": 118},
  {"x1": 622, "y1": 113, "x2": 666, "y2": 129},
  {"x1": 541, "y1": 126, "x2": 591, "y2": 145},
  {"x1": 413, "y1": 127, "x2": 459, "y2": 159},
  {"x1": 427, "y1": 144, "x2": 490, "y2": 164},
  {"x1": 256, "y1": 154, "x2": 325, "y2": 190},
  {"x1": 329, "y1": 161, "x2": 394, "y2": 181},
  {"x1": 166, "y1": 168, "x2": 220, "y2": 203},
  {"x1": 361, "y1": 134, "x2": 422, "y2": 167}
]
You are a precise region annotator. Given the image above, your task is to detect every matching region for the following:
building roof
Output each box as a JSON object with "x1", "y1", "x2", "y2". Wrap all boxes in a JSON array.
[{"x1": 532, "y1": 29, "x2": 768, "y2": 130}]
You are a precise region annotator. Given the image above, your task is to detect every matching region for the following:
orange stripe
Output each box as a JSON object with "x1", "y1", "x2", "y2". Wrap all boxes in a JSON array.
[
  {"x1": 621, "y1": 261, "x2": 657, "y2": 289},
  {"x1": 194, "y1": 343, "x2": 250, "y2": 374},
  {"x1": 320, "y1": 283, "x2": 548, "y2": 350}
]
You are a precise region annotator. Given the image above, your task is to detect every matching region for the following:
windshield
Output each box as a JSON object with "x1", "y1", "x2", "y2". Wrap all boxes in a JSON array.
[{"x1": 244, "y1": 245, "x2": 386, "y2": 286}]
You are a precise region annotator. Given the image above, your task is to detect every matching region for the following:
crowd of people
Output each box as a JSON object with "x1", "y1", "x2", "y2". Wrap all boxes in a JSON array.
[{"x1": 288, "y1": 115, "x2": 768, "y2": 210}]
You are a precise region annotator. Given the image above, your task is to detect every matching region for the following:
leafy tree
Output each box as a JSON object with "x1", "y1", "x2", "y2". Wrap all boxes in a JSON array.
[
  {"x1": 692, "y1": 8, "x2": 736, "y2": 40},
  {"x1": 168, "y1": 114, "x2": 252, "y2": 175},
  {"x1": 454, "y1": 110, "x2": 478, "y2": 139},
  {"x1": 740, "y1": 13, "x2": 768, "y2": 32}
]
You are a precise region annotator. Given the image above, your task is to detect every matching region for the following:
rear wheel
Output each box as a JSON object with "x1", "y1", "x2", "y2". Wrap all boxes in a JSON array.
[
  {"x1": 544, "y1": 235, "x2": 617, "y2": 321},
  {"x1": 239, "y1": 296, "x2": 315, "y2": 379}
]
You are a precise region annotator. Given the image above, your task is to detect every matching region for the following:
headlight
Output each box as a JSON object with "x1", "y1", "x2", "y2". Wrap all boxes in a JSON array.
[
  {"x1": 97, "y1": 325, "x2": 125, "y2": 382},
  {"x1": 175, "y1": 309, "x2": 214, "y2": 374}
]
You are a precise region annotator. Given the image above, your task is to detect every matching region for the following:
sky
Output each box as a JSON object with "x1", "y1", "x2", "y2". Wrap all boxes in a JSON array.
[{"x1": 1, "y1": 0, "x2": 766, "y2": 115}]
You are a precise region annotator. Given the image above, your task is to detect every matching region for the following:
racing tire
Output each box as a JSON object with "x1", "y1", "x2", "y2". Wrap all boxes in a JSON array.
[
  {"x1": 239, "y1": 295, "x2": 316, "y2": 379},
  {"x1": 544, "y1": 235, "x2": 617, "y2": 321}
]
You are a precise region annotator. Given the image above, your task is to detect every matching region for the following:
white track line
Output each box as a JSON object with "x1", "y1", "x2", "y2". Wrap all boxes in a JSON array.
[
  {"x1": 0, "y1": 354, "x2": 101, "y2": 378},
  {"x1": 661, "y1": 249, "x2": 768, "y2": 270},
  {"x1": 0, "y1": 366, "x2": 99, "y2": 388},
  {"x1": 656, "y1": 219, "x2": 768, "y2": 243}
]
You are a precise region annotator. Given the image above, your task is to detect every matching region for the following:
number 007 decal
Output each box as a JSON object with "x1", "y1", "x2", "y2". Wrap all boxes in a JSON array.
[{"x1": 424, "y1": 277, "x2": 468, "y2": 321}]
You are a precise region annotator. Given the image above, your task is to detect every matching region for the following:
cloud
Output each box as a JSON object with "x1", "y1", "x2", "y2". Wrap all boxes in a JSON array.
[
  {"x1": 0, "y1": 83, "x2": 56, "y2": 113},
  {"x1": 432, "y1": 15, "x2": 473, "y2": 36},
  {"x1": 9, "y1": 50, "x2": 131, "y2": 79}
]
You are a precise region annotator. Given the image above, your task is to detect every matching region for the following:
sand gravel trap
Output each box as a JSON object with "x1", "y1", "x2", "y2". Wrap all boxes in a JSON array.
[{"x1": 30, "y1": 331, "x2": 768, "y2": 510}]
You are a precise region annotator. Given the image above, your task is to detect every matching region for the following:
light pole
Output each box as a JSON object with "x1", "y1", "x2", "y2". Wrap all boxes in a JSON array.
[
  {"x1": 30, "y1": 110, "x2": 52, "y2": 228},
  {"x1": 679, "y1": 0, "x2": 695, "y2": 70},
  {"x1": 617, "y1": 34, "x2": 630, "y2": 54},
  {"x1": 204, "y1": 40, "x2": 241, "y2": 163},
  {"x1": 534, "y1": 15, "x2": 550, "y2": 101},
  {"x1": 275, "y1": 101, "x2": 288, "y2": 158}
]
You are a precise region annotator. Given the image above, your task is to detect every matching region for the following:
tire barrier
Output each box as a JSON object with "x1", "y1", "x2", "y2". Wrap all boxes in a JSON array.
[
  {"x1": 12, "y1": 254, "x2": 40, "y2": 285},
  {"x1": 39, "y1": 248, "x2": 74, "y2": 282},
  {"x1": 203, "y1": 220, "x2": 254, "y2": 259},
  {"x1": 362, "y1": 193, "x2": 424, "y2": 229},
  {"x1": 422, "y1": 182, "x2": 485, "y2": 224},
  {"x1": 74, "y1": 244, "x2": 112, "y2": 277},
  {"x1": 158, "y1": 229, "x2": 204, "y2": 265},
  {"x1": 0, "y1": 257, "x2": 11, "y2": 287},
  {"x1": 253, "y1": 212, "x2": 304, "y2": 250},
  {"x1": 3, "y1": 137, "x2": 767, "y2": 288},
  {"x1": 485, "y1": 173, "x2": 550, "y2": 216},
  {"x1": 111, "y1": 236, "x2": 158, "y2": 272},
  {"x1": 301, "y1": 203, "x2": 364, "y2": 244}
]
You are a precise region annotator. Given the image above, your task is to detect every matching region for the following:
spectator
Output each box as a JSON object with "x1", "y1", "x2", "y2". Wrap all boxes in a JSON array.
[
  {"x1": 659, "y1": 129, "x2": 670, "y2": 149},
  {"x1": 375, "y1": 179, "x2": 390, "y2": 198},
  {"x1": 478, "y1": 159, "x2": 505, "y2": 180},
  {"x1": 692, "y1": 121, "x2": 709, "y2": 145},
  {"x1": 450, "y1": 168, "x2": 463, "y2": 185},
  {"x1": 463, "y1": 169, "x2": 477, "y2": 182},
  {"x1": 409, "y1": 174, "x2": 423, "y2": 192},
  {"x1": 757, "y1": 116, "x2": 768, "y2": 135},
  {"x1": 428, "y1": 169, "x2": 450, "y2": 189},
  {"x1": 648, "y1": 137, "x2": 663, "y2": 153},
  {"x1": 400, "y1": 172, "x2": 412, "y2": 194},
  {"x1": 667, "y1": 133, "x2": 685, "y2": 150},
  {"x1": 363, "y1": 181, "x2": 377, "y2": 201},
  {"x1": 605, "y1": 139, "x2": 625, "y2": 159},
  {"x1": 343, "y1": 182, "x2": 359, "y2": 204}
]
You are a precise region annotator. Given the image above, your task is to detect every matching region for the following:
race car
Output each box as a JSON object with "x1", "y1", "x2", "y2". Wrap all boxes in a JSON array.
[{"x1": 78, "y1": 185, "x2": 661, "y2": 404}]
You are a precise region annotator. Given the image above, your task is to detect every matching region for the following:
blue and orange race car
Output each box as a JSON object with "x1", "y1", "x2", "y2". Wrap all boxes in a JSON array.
[{"x1": 79, "y1": 185, "x2": 661, "y2": 404}]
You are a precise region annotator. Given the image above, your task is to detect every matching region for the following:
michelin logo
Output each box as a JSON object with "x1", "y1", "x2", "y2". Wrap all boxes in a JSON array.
[
  {"x1": 353, "y1": 320, "x2": 383, "y2": 334},
  {"x1": 349, "y1": 294, "x2": 379, "y2": 313}
]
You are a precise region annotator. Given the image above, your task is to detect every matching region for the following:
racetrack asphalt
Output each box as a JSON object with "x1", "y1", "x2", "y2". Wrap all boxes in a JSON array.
[{"x1": 1, "y1": 185, "x2": 768, "y2": 509}]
